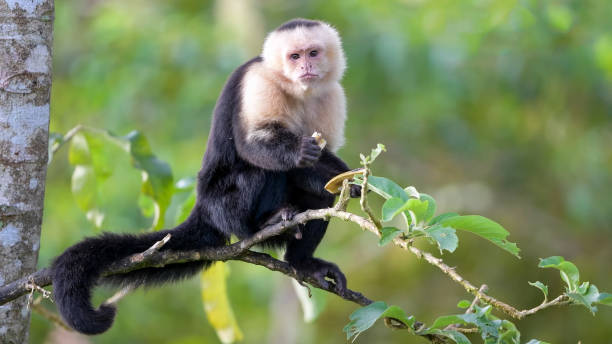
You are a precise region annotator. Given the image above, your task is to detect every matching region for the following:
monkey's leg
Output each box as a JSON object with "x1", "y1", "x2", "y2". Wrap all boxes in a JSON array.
[{"x1": 283, "y1": 192, "x2": 347, "y2": 296}]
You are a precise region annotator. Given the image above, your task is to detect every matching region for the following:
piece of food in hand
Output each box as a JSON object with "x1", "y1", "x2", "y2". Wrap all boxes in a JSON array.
[
  {"x1": 311, "y1": 131, "x2": 327, "y2": 149},
  {"x1": 324, "y1": 168, "x2": 365, "y2": 194}
]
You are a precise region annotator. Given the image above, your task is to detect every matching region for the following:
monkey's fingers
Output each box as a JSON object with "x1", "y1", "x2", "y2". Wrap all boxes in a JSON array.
[
  {"x1": 296, "y1": 143, "x2": 322, "y2": 167},
  {"x1": 325, "y1": 266, "x2": 347, "y2": 296},
  {"x1": 311, "y1": 270, "x2": 332, "y2": 290}
]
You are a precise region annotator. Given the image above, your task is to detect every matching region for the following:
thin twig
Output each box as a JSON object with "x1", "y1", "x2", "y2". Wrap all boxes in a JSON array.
[
  {"x1": 359, "y1": 163, "x2": 382, "y2": 231},
  {"x1": 466, "y1": 285, "x2": 488, "y2": 314},
  {"x1": 103, "y1": 285, "x2": 136, "y2": 306},
  {"x1": 334, "y1": 179, "x2": 351, "y2": 211}
]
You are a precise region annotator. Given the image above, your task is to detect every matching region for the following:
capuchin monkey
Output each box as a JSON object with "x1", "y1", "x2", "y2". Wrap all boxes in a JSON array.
[{"x1": 51, "y1": 18, "x2": 360, "y2": 335}]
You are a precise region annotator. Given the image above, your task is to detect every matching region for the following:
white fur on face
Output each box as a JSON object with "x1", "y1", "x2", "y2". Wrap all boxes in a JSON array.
[{"x1": 262, "y1": 23, "x2": 346, "y2": 86}]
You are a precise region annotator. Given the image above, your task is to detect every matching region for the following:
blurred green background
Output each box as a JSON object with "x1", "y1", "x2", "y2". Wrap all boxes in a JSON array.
[{"x1": 32, "y1": 0, "x2": 612, "y2": 343}]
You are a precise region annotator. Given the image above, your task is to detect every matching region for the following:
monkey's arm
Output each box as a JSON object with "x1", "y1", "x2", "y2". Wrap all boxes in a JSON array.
[{"x1": 234, "y1": 122, "x2": 321, "y2": 171}]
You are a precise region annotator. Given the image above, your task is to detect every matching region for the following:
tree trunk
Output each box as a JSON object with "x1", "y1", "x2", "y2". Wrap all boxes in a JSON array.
[{"x1": 0, "y1": 0, "x2": 54, "y2": 342}]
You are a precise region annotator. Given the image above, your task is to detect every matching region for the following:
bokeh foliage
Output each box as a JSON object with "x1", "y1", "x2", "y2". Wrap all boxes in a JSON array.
[{"x1": 34, "y1": 0, "x2": 612, "y2": 343}]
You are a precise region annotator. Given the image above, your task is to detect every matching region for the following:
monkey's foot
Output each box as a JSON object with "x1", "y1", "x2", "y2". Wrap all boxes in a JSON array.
[
  {"x1": 349, "y1": 184, "x2": 362, "y2": 198},
  {"x1": 290, "y1": 257, "x2": 347, "y2": 297},
  {"x1": 260, "y1": 206, "x2": 303, "y2": 239}
]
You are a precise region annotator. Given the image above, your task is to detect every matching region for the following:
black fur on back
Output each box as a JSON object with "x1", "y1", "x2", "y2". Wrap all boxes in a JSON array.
[{"x1": 275, "y1": 18, "x2": 321, "y2": 32}]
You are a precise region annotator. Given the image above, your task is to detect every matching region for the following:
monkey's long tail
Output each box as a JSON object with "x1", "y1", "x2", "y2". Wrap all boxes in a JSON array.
[{"x1": 51, "y1": 218, "x2": 221, "y2": 335}]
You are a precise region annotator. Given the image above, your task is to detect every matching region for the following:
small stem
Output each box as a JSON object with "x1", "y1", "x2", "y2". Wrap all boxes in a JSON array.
[
  {"x1": 359, "y1": 163, "x2": 382, "y2": 231},
  {"x1": 49, "y1": 124, "x2": 83, "y2": 160},
  {"x1": 334, "y1": 179, "x2": 351, "y2": 211},
  {"x1": 104, "y1": 285, "x2": 135, "y2": 305},
  {"x1": 466, "y1": 285, "x2": 488, "y2": 314}
]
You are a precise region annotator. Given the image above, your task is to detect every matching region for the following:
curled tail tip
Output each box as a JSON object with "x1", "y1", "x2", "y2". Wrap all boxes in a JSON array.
[
  {"x1": 64, "y1": 304, "x2": 117, "y2": 335},
  {"x1": 51, "y1": 247, "x2": 116, "y2": 335}
]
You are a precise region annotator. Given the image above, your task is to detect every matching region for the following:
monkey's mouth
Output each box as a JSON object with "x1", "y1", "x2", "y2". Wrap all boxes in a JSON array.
[{"x1": 300, "y1": 73, "x2": 318, "y2": 79}]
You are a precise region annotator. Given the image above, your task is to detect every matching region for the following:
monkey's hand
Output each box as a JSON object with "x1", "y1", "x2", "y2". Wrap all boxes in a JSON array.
[
  {"x1": 290, "y1": 257, "x2": 347, "y2": 297},
  {"x1": 296, "y1": 136, "x2": 322, "y2": 167}
]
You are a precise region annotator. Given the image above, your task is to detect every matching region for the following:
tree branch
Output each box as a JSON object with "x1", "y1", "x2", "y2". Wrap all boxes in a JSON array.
[
  {"x1": 0, "y1": 202, "x2": 376, "y2": 306},
  {"x1": 0, "y1": 180, "x2": 574, "y2": 344}
]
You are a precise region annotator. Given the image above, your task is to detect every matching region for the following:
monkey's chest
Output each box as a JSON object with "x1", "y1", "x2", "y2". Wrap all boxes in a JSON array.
[{"x1": 292, "y1": 103, "x2": 339, "y2": 149}]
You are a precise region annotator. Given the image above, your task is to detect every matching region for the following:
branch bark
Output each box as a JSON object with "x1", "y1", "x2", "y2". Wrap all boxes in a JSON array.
[{"x1": 0, "y1": 207, "x2": 375, "y2": 306}]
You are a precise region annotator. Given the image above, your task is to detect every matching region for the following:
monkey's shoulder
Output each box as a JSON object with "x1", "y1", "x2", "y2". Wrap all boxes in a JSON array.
[{"x1": 239, "y1": 62, "x2": 293, "y2": 130}]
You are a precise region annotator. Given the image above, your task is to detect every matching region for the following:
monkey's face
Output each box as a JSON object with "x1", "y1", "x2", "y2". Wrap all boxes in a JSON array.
[
  {"x1": 283, "y1": 44, "x2": 329, "y2": 85},
  {"x1": 262, "y1": 24, "x2": 346, "y2": 90}
]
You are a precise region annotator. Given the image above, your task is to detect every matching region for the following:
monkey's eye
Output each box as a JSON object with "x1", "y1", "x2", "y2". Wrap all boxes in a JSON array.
[
  {"x1": 309, "y1": 50, "x2": 318, "y2": 57},
  {"x1": 290, "y1": 53, "x2": 300, "y2": 60}
]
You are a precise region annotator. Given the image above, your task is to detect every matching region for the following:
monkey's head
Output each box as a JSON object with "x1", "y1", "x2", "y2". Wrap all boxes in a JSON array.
[{"x1": 262, "y1": 19, "x2": 346, "y2": 91}]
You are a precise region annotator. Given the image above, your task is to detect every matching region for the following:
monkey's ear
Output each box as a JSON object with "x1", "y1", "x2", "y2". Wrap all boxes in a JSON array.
[{"x1": 324, "y1": 168, "x2": 365, "y2": 194}]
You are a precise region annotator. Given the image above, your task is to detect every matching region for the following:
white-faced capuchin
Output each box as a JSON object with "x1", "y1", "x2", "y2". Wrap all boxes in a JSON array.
[{"x1": 51, "y1": 18, "x2": 360, "y2": 335}]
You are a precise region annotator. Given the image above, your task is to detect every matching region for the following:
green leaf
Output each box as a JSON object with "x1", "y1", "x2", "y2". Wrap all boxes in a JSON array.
[
  {"x1": 369, "y1": 143, "x2": 386, "y2": 162},
  {"x1": 359, "y1": 153, "x2": 367, "y2": 163},
  {"x1": 421, "y1": 329, "x2": 472, "y2": 344},
  {"x1": 343, "y1": 302, "x2": 388, "y2": 341},
  {"x1": 71, "y1": 165, "x2": 97, "y2": 211},
  {"x1": 528, "y1": 281, "x2": 549, "y2": 300},
  {"x1": 497, "y1": 319, "x2": 520, "y2": 344},
  {"x1": 379, "y1": 227, "x2": 402, "y2": 246},
  {"x1": 381, "y1": 197, "x2": 405, "y2": 222},
  {"x1": 577, "y1": 281, "x2": 589, "y2": 294},
  {"x1": 429, "y1": 212, "x2": 459, "y2": 225},
  {"x1": 175, "y1": 190, "x2": 196, "y2": 225},
  {"x1": 596, "y1": 292, "x2": 612, "y2": 306},
  {"x1": 404, "y1": 186, "x2": 420, "y2": 198},
  {"x1": 567, "y1": 292, "x2": 597, "y2": 315},
  {"x1": 71, "y1": 165, "x2": 105, "y2": 229},
  {"x1": 138, "y1": 193, "x2": 156, "y2": 218},
  {"x1": 365, "y1": 176, "x2": 408, "y2": 201},
  {"x1": 381, "y1": 197, "x2": 429, "y2": 224},
  {"x1": 380, "y1": 306, "x2": 415, "y2": 328},
  {"x1": 428, "y1": 314, "x2": 470, "y2": 330},
  {"x1": 125, "y1": 131, "x2": 174, "y2": 230},
  {"x1": 424, "y1": 226, "x2": 458, "y2": 253},
  {"x1": 68, "y1": 133, "x2": 92, "y2": 165},
  {"x1": 403, "y1": 199, "x2": 429, "y2": 224},
  {"x1": 457, "y1": 300, "x2": 471, "y2": 309},
  {"x1": 568, "y1": 284, "x2": 601, "y2": 315},
  {"x1": 538, "y1": 256, "x2": 580, "y2": 291},
  {"x1": 419, "y1": 193, "x2": 436, "y2": 222},
  {"x1": 343, "y1": 302, "x2": 414, "y2": 341},
  {"x1": 292, "y1": 279, "x2": 327, "y2": 323},
  {"x1": 440, "y1": 215, "x2": 520, "y2": 258},
  {"x1": 66, "y1": 129, "x2": 175, "y2": 230},
  {"x1": 429, "y1": 305, "x2": 501, "y2": 340}
]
